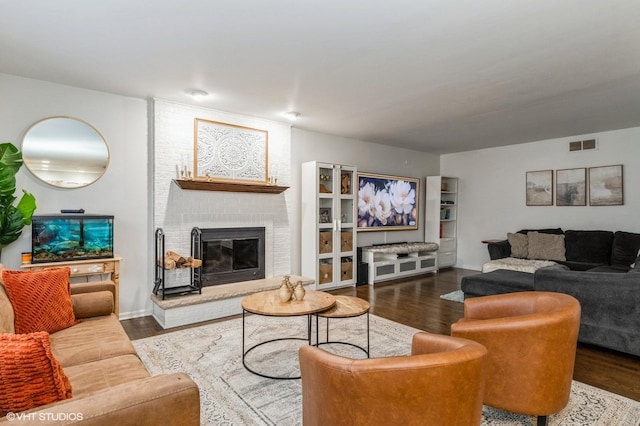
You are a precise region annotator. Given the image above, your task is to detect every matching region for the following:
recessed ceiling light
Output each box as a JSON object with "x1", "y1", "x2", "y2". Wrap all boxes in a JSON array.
[
  {"x1": 187, "y1": 89, "x2": 209, "y2": 100},
  {"x1": 284, "y1": 111, "x2": 301, "y2": 121}
]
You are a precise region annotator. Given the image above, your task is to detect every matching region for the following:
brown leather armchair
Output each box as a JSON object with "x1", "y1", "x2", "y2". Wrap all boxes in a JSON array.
[
  {"x1": 451, "y1": 291, "x2": 581, "y2": 426},
  {"x1": 298, "y1": 332, "x2": 487, "y2": 426}
]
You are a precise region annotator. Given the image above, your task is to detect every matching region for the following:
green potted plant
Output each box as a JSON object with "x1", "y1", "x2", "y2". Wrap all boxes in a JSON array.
[{"x1": 0, "y1": 142, "x2": 37, "y2": 258}]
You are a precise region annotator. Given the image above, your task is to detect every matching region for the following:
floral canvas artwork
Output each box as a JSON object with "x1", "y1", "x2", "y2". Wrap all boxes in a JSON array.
[{"x1": 357, "y1": 173, "x2": 419, "y2": 231}]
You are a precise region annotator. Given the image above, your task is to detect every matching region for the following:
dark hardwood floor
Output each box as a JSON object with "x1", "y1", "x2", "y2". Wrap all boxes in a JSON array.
[{"x1": 121, "y1": 268, "x2": 640, "y2": 402}]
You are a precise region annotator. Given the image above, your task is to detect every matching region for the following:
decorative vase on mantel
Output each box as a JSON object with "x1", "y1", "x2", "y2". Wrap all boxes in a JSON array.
[{"x1": 293, "y1": 281, "x2": 306, "y2": 301}]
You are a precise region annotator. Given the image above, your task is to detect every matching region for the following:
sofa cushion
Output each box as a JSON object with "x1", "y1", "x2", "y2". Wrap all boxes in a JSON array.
[
  {"x1": 527, "y1": 232, "x2": 566, "y2": 261},
  {"x1": 587, "y1": 265, "x2": 630, "y2": 273},
  {"x1": 50, "y1": 314, "x2": 137, "y2": 368},
  {"x1": 564, "y1": 230, "x2": 614, "y2": 264},
  {"x1": 2, "y1": 268, "x2": 79, "y2": 334},
  {"x1": 610, "y1": 231, "x2": 640, "y2": 268},
  {"x1": 0, "y1": 332, "x2": 72, "y2": 416},
  {"x1": 559, "y1": 261, "x2": 606, "y2": 271},
  {"x1": 517, "y1": 228, "x2": 563, "y2": 235},
  {"x1": 63, "y1": 354, "x2": 149, "y2": 399},
  {"x1": 507, "y1": 233, "x2": 528, "y2": 258}
]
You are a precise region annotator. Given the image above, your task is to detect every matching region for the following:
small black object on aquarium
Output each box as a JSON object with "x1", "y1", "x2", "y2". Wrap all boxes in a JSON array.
[{"x1": 31, "y1": 214, "x2": 114, "y2": 263}]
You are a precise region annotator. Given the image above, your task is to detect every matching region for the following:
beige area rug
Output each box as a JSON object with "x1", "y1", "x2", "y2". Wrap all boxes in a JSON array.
[{"x1": 132, "y1": 314, "x2": 640, "y2": 426}]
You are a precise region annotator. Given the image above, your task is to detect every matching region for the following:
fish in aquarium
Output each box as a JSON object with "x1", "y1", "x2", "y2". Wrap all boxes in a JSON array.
[{"x1": 31, "y1": 215, "x2": 114, "y2": 263}]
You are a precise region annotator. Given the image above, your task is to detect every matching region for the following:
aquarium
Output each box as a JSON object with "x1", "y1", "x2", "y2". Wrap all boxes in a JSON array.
[{"x1": 31, "y1": 214, "x2": 114, "y2": 263}]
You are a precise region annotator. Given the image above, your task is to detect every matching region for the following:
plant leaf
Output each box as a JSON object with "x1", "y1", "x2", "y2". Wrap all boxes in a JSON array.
[{"x1": 16, "y1": 190, "x2": 37, "y2": 225}]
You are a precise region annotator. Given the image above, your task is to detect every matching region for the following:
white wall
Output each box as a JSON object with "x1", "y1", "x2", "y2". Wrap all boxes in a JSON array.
[
  {"x1": 0, "y1": 73, "x2": 149, "y2": 319},
  {"x1": 441, "y1": 127, "x2": 640, "y2": 271},
  {"x1": 290, "y1": 128, "x2": 440, "y2": 273}
]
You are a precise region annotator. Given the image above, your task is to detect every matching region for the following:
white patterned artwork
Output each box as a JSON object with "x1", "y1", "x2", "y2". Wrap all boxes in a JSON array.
[{"x1": 195, "y1": 118, "x2": 268, "y2": 183}]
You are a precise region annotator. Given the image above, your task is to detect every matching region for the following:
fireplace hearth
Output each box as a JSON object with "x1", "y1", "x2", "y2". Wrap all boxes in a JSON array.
[{"x1": 192, "y1": 227, "x2": 266, "y2": 287}]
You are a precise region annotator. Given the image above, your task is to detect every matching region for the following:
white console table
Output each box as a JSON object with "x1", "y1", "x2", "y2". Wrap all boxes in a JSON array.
[{"x1": 361, "y1": 243, "x2": 438, "y2": 285}]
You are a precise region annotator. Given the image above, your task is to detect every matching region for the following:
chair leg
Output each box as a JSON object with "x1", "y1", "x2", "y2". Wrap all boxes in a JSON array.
[{"x1": 537, "y1": 415, "x2": 548, "y2": 426}]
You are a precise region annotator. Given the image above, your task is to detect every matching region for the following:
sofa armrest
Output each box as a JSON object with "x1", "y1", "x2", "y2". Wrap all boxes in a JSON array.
[
  {"x1": 71, "y1": 281, "x2": 116, "y2": 299},
  {"x1": 3, "y1": 373, "x2": 200, "y2": 425},
  {"x1": 487, "y1": 239, "x2": 510, "y2": 260},
  {"x1": 72, "y1": 291, "x2": 114, "y2": 318}
]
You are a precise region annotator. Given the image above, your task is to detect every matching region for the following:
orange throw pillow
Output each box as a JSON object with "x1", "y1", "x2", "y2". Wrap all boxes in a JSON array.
[
  {"x1": 0, "y1": 332, "x2": 72, "y2": 416},
  {"x1": 2, "y1": 268, "x2": 79, "y2": 334}
]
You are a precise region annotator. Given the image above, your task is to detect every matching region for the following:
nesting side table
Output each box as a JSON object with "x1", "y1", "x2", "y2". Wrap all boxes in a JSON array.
[{"x1": 316, "y1": 295, "x2": 370, "y2": 357}]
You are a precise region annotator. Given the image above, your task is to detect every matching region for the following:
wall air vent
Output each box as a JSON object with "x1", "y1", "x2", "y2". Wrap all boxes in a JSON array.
[
  {"x1": 569, "y1": 141, "x2": 582, "y2": 151},
  {"x1": 569, "y1": 139, "x2": 598, "y2": 152}
]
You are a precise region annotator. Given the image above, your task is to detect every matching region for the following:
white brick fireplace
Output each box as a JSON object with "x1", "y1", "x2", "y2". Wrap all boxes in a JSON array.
[{"x1": 152, "y1": 99, "x2": 293, "y2": 325}]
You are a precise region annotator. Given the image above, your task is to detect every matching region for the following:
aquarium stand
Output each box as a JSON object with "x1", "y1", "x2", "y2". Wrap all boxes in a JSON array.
[{"x1": 153, "y1": 228, "x2": 202, "y2": 300}]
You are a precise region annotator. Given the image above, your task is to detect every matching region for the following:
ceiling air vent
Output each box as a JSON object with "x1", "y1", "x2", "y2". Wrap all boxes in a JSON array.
[{"x1": 569, "y1": 139, "x2": 598, "y2": 152}]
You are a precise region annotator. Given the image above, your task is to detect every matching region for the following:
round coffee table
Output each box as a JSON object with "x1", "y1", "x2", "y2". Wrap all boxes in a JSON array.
[
  {"x1": 316, "y1": 295, "x2": 370, "y2": 357},
  {"x1": 241, "y1": 289, "x2": 336, "y2": 379}
]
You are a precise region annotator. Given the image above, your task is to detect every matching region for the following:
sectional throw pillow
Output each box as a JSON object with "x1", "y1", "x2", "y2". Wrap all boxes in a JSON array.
[
  {"x1": 527, "y1": 231, "x2": 566, "y2": 262},
  {"x1": 507, "y1": 232, "x2": 529, "y2": 258},
  {"x1": 0, "y1": 332, "x2": 72, "y2": 416},
  {"x1": 1, "y1": 267, "x2": 78, "y2": 334}
]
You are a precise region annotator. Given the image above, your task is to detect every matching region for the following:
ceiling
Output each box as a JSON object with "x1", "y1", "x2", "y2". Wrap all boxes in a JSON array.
[{"x1": 2, "y1": 1, "x2": 640, "y2": 154}]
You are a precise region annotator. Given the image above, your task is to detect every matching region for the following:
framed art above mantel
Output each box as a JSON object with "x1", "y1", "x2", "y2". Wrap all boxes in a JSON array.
[{"x1": 194, "y1": 118, "x2": 268, "y2": 184}]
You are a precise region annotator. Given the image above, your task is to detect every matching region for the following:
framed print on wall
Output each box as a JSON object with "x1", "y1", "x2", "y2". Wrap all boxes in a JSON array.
[
  {"x1": 526, "y1": 170, "x2": 553, "y2": 206},
  {"x1": 194, "y1": 118, "x2": 268, "y2": 183},
  {"x1": 556, "y1": 168, "x2": 586, "y2": 206},
  {"x1": 589, "y1": 164, "x2": 623, "y2": 206},
  {"x1": 357, "y1": 173, "x2": 419, "y2": 231}
]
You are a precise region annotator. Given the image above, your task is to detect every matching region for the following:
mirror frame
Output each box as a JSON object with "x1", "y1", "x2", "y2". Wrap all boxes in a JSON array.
[{"x1": 21, "y1": 116, "x2": 110, "y2": 189}]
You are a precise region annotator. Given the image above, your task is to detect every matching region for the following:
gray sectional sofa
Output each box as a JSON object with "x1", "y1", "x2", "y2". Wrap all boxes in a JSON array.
[{"x1": 461, "y1": 229, "x2": 640, "y2": 356}]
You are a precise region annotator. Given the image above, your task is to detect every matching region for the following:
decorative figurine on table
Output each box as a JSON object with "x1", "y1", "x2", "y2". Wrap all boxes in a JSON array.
[
  {"x1": 278, "y1": 279, "x2": 292, "y2": 302},
  {"x1": 293, "y1": 281, "x2": 306, "y2": 301}
]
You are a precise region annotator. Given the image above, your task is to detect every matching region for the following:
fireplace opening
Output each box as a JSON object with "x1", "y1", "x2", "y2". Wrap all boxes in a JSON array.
[{"x1": 192, "y1": 227, "x2": 265, "y2": 286}]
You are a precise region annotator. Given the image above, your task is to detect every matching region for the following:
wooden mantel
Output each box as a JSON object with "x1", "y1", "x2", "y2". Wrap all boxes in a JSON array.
[{"x1": 173, "y1": 179, "x2": 288, "y2": 194}]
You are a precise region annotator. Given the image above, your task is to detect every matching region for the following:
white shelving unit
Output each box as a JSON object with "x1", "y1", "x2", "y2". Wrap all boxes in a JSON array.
[
  {"x1": 301, "y1": 161, "x2": 357, "y2": 290},
  {"x1": 425, "y1": 176, "x2": 458, "y2": 268}
]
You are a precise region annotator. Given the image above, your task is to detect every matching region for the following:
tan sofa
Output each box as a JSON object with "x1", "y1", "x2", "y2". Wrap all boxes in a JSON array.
[{"x1": 0, "y1": 279, "x2": 200, "y2": 425}]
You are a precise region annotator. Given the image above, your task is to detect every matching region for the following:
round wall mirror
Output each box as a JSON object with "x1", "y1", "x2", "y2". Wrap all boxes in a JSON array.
[{"x1": 21, "y1": 116, "x2": 110, "y2": 188}]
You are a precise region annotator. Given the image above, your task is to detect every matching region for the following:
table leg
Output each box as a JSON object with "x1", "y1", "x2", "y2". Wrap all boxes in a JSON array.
[
  {"x1": 242, "y1": 309, "x2": 246, "y2": 359},
  {"x1": 326, "y1": 317, "x2": 330, "y2": 343},
  {"x1": 366, "y1": 311, "x2": 370, "y2": 358}
]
